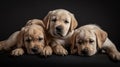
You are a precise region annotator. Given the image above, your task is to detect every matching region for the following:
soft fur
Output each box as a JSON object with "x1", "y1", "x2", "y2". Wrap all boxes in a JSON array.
[
  {"x1": 0, "y1": 19, "x2": 52, "y2": 56},
  {"x1": 70, "y1": 24, "x2": 120, "y2": 61},
  {"x1": 43, "y1": 9, "x2": 78, "y2": 55}
]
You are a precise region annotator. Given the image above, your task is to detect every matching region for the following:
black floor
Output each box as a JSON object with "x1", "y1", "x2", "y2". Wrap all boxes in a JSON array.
[{"x1": 0, "y1": 52, "x2": 120, "y2": 67}]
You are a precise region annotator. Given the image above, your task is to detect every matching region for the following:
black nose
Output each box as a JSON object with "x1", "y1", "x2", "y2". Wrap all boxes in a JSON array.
[
  {"x1": 81, "y1": 48, "x2": 88, "y2": 54},
  {"x1": 56, "y1": 26, "x2": 62, "y2": 32},
  {"x1": 31, "y1": 47, "x2": 38, "y2": 52}
]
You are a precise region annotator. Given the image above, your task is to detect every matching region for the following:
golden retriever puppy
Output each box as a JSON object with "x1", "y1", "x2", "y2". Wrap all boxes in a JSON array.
[
  {"x1": 43, "y1": 9, "x2": 78, "y2": 55},
  {"x1": 0, "y1": 19, "x2": 52, "y2": 56},
  {"x1": 70, "y1": 24, "x2": 120, "y2": 61}
]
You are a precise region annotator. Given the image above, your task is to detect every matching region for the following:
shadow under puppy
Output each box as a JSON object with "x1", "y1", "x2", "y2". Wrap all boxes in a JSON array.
[
  {"x1": 70, "y1": 24, "x2": 120, "y2": 61},
  {"x1": 43, "y1": 9, "x2": 78, "y2": 55},
  {"x1": 0, "y1": 19, "x2": 52, "y2": 56}
]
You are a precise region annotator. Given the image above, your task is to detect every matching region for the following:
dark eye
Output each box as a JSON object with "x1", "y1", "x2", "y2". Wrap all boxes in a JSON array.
[
  {"x1": 78, "y1": 40, "x2": 82, "y2": 44},
  {"x1": 51, "y1": 18, "x2": 57, "y2": 22},
  {"x1": 25, "y1": 38, "x2": 31, "y2": 43},
  {"x1": 64, "y1": 20, "x2": 69, "y2": 24},
  {"x1": 39, "y1": 37, "x2": 43, "y2": 41},
  {"x1": 89, "y1": 39, "x2": 94, "y2": 43}
]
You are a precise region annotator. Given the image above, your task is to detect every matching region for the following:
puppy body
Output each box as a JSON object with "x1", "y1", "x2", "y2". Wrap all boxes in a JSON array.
[
  {"x1": 0, "y1": 31, "x2": 20, "y2": 50},
  {"x1": 44, "y1": 9, "x2": 78, "y2": 55},
  {"x1": 45, "y1": 29, "x2": 74, "y2": 55},
  {"x1": 0, "y1": 19, "x2": 52, "y2": 56},
  {"x1": 71, "y1": 24, "x2": 120, "y2": 61}
]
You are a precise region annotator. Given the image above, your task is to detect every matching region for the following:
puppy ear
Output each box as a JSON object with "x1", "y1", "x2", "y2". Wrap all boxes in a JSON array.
[
  {"x1": 94, "y1": 27, "x2": 108, "y2": 49},
  {"x1": 26, "y1": 19, "x2": 45, "y2": 28},
  {"x1": 70, "y1": 30, "x2": 78, "y2": 54},
  {"x1": 26, "y1": 20, "x2": 32, "y2": 26},
  {"x1": 43, "y1": 11, "x2": 52, "y2": 30},
  {"x1": 69, "y1": 14, "x2": 78, "y2": 31}
]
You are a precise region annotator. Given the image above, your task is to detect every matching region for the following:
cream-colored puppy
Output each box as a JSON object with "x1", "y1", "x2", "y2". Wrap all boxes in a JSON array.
[
  {"x1": 0, "y1": 19, "x2": 52, "y2": 56},
  {"x1": 70, "y1": 24, "x2": 120, "y2": 61},
  {"x1": 44, "y1": 9, "x2": 78, "y2": 55}
]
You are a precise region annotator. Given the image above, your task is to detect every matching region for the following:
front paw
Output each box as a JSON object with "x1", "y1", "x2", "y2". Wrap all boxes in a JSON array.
[
  {"x1": 109, "y1": 52, "x2": 120, "y2": 61},
  {"x1": 42, "y1": 46, "x2": 52, "y2": 56},
  {"x1": 11, "y1": 48, "x2": 24, "y2": 56},
  {"x1": 54, "y1": 45, "x2": 68, "y2": 56}
]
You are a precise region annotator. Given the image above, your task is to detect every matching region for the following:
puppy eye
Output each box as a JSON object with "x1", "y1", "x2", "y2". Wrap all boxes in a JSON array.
[
  {"x1": 78, "y1": 40, "x2": 83, "y2": 44},
  {"x1": 78, "y1": 42, "x2": 82, "y2": 44},
  {"x1": 51, "y1": 18, "x2": 57, "y2": 22},
  {"x1": 25, "y1": 38, "x2": 31, "y2": 43},
  {"x1": 89, "y1": 39, "x2": 94, "y2": 43},
  {"x1": 64, "y1": 20, "x2": 69, "y2": 24},
  {"x1": 39, "y1": 37, "x2": 43, "y2": 41}
]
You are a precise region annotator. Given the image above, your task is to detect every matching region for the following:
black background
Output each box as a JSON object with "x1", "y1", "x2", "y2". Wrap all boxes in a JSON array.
[{"x1": 0, "y1": 0, "x2": 120, "y2": 67}]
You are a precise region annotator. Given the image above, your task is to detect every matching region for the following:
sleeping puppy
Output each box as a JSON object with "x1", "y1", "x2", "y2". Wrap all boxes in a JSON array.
[
  {"x1": 43, "y1": 9, "x2": 78, "y2": 55},
  {"x1": 70, "y1": 24, "x2": 120, "y2": 61},
  {"x1": 24, "y1": 19, "x2": 52, "y2": 56},
  {"x1": 0, "y1": 19, "x2": 52, "y2": 56}
]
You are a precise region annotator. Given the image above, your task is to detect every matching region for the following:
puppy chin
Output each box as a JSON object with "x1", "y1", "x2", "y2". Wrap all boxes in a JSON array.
[
  {"x1": 29, "y1": 51, "x2": 40, "y2": 54},
  {"x1": 27, "y1": 50, "x2": 35, "y2": 54},
  {"x1": 27, "y1": 49, "x2": 40, "y2": 54},
  {"x1": 51, "y1": 31, "x2": 65, "y2": 38}
]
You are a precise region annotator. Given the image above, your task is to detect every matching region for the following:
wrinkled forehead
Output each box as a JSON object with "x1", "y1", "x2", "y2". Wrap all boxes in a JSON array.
[
  {"x1": 24, "y1": 27, "x2": 44, "y2": 37},
  {"x1": 51, "y1": 11, "x2": 71, "y2": 20},
  {"x1": 76, "y1": 29, "x2": 95, "y2": 40}
]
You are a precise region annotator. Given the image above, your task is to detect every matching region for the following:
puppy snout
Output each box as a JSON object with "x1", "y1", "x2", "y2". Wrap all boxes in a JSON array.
[
  {"x1": 31, "y1": 47, "x2": 38, "y2": 52},
  {"x1": 56, "y1": 26, "x2": 63, "y2": 32},
  {"x1": 81, "y1": 48, "x2": 88, "y2": 54}
]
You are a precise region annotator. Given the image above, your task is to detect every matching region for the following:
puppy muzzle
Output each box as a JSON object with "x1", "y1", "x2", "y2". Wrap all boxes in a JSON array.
[
  {"x1": 55, "y1": 26, "x2": 64, "y2": 37},
  {"x1": 80, "y1": 48, "x2": 89, "y2": 56}
]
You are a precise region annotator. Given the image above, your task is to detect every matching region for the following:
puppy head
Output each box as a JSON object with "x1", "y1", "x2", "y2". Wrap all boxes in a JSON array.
[
  {"x1": 71, "y1": 24, "x2": 107, "y2": 56},
  {"x1": 25, "y1": 19, "x2": 45, "y2": 28},
  {"x1": 43, "y1": 9, "x2": 78, "y2": 38},
  {"x1": 17, "y1": 20, "x2": 45, "y2": 54}
]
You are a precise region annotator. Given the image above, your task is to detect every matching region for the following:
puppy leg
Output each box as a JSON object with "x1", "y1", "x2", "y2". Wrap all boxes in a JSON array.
[
  {"x1": 11, "y1": 48, "x2": 24, "y2": 56},
  {"x1": 42, "y1": 45, "x2": 52, "y2": 56},
  {"x1": 102, "y1": 38, "x2": 120, "y2": 61},
  {"x1": 0, "y1": 31, "x2": 19, "y2": 50},
  {"x1": 53, "y1": 44, "x2": 68, "y2": 56}
]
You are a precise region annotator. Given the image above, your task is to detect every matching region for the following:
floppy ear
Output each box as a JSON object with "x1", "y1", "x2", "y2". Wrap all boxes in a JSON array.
[
  {"x1": 69, "y1": 14, "x2": 78, "y2": 32},
  {"x1": 26, "y1": 20, "x2": 32, "y2": 26},
  {"x1": 94, "y1": 27, "x2": 108, "y2": 49},
  {"x1": 16, "y1": 27, "x2": 26, "y2": 48},
  {"x1": 70, "y1": 31, "x2": 78, "y2": 54},
  {"x1": 26, "y1": 19, "x2": 45, "y2": 29},
  {"x1": 43, "y1": 11, "x2": 52, "y2": 30}
]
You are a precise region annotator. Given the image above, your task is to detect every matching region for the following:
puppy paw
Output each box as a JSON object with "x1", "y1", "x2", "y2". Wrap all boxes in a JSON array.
[
  {"x1": 109, "y1": 52, "x2": 120, "y2": 61},
  {"x1": 11, "y1": 48, "x2": 24, "y2": 56},
  {"x1": 54, "y1": 45, "x2": 68, "y2": 56},
  {"x1": 42, "y1": 46, "x2": 52, "y2": 56}
]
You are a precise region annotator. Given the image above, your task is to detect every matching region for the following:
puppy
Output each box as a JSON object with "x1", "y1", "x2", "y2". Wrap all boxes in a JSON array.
[
  {"x1": 43, "y1": 9, "x2": 78, "y2": 55},
  {"x1": 70, "y1": 24, "x2": 120, "y2": 61},
  {"x1": 0, "y1": 19, "x2": 52, "y2": 56}
]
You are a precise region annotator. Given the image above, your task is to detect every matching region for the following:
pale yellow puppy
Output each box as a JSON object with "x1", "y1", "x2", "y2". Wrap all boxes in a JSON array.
[
  {"x1": 0, "y1": 19, "x2": 52, "y2": 56},
  {"x1": 70, "y1": 24, "x2": 120, "y2": 61},
  {"x1": 43, "y1": 9, "x2": 78, "y2": 55}
]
